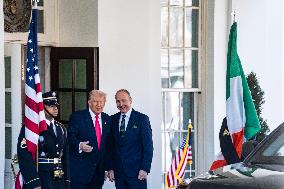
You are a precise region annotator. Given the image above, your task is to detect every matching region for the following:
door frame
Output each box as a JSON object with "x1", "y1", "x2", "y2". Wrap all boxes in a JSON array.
[{"x1": 50, "y1": 47, "x2": 99, "y2": 124}]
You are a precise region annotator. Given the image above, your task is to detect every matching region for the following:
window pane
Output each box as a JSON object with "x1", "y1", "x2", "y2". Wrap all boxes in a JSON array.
[
  {"x1": 5, "y1": 127, "x2": 12, "y2": 159},
  {"x1": 161, "y1": 92, "x2": 166, "y2": 130},
  {"x1": 185, "y1": 0, "x2": 199, "y2": 6},
  {"x1": 58, "y1": 92, "x2": 72, "y2": 121},
  {"x1": 183, "y1": 171, "x2": 195, "y2": 180},
  {"x1": 38, "y1": 10, "x2": 44, "y2": 33},
  {"x1": 59, "y1": 59, "x2": 73, "y2": 88},
  {"x1": 184, "y1": 49, "x2": 198, "y2": 88},
  {"x1": 161, "y1": 7, "x2": 169, "y2": 47},
  {"x1": 170, "y1": 0, "x2": 183, "y2": 6},
  {"x1": 181, "y1": 92, "x2": 194, "y2": 130},
  {"x1": 5, "y1": 57, "x2": 11, "y2": 88},
  {"x1": 38, "y1": 0, "x2": 44, "y2": 6},
  {"x1": 185, "y1": 8, "x2": 199, "y2": 47},
  {"x1": 164, "y1": 92, "x2": 180, "y2": 130},
  {"x1": 169, "y1": 7, "x2": 183, "y2": 47},
  {"x1": 75, "y1": 59, "x2": 87, "y2": 89},
  {"x1": 5, "y1": 92, "x2": 11, "y2": 124},
  {"x1": 160, "y1": 0, "x2": 168, "y2": 6},
  {"x1": 75, "y1": 92, "x2": 87, "y2": 111},
  {"x1": 169, "y1": 49, "x2": 184, "y2": 88},
  {"x1": 38, "y1": 48, "x2": 45, "y2": 90},
  {"x1": 161, "y1": 49, "x2": 169, "y2": 88},
  {"x1": 163, "y1": 132, "x2": 180, "y2": 171}
]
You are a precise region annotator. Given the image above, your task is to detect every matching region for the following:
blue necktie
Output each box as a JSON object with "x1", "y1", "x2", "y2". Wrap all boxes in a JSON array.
[{"x1": 120, "y1": 115, "x2": 126, "y2": 137}]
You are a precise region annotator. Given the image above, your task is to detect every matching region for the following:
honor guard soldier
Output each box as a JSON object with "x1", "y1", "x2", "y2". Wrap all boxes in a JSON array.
[{"x1": 17, "y1": 91, "x2": 70, "y2": 189}]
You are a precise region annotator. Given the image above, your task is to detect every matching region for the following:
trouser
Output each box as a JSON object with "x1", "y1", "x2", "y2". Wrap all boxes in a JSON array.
[{"x1": 115, "y1": 171, "x2": 147, "y2": 189}]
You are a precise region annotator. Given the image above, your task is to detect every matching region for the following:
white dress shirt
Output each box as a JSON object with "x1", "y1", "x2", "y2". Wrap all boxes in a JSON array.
[
  {"x1": 46, "y1": 119, "x2": 57, "y2": 136},
  {"x1": 119, "y1": 108, "x2": 132, "y2": 131},
  {"x1": 89, "y1": 108, "x2": 103, "y2": 134}
]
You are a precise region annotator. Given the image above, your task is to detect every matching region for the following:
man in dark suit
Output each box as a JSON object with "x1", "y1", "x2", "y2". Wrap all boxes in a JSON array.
[
  {"x1": 68, "y1": 90, "x2": 112, "y2": 189},
  {"x1": 17, "y1": 91, "x2": 70, "y2": 189},
  {"x1": 108, "y1": 89, "x2": 153, "y2": 189}
]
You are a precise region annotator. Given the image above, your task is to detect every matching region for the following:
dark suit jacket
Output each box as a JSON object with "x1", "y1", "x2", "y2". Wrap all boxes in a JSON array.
[
  {"x1": 68, "y1": 109, "x2": 111, "y2": 184},
  {"x1": 110, "y1": 109, "x2": 153, "y2": 178},
  {"x1": 17, "y1": 121, "x2": 69, "y2": 189}
]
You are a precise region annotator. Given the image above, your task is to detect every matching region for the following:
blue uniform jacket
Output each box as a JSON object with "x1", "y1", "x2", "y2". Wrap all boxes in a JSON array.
[
  {"x1": 110, "y1": 109, "x2": 153, "y2": 177},
  {"x1": 17, "y1": 121, "x2": 69, "y2": 189}
]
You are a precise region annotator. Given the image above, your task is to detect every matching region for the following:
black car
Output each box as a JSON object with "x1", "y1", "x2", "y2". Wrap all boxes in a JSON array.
[{"x1": 187, "y1": 122, "x2": 284, "y2": 189}]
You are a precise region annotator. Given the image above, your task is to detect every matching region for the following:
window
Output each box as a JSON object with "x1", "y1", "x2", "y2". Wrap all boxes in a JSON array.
[
  {"x1": 50, "y1": 47, "x2": 99, "y2": 125},
  {"x1": 5, "y1": 57, "x2": 12, "y2": 159},
  {"x1": 161, "y1": 0, "x2": 201, "y2": 187}
]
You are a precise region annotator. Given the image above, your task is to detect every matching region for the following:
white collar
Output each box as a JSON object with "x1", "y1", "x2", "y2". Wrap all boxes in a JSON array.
[
  {"x1": 46, "y1": 119, "x2": 54, "y2": 125},
  {"x1": 89, "y1": 108, "x2": 102, "y2": 119},
  {"x1": 122, "y1": 108, "x2": 132, "y2": 117}
]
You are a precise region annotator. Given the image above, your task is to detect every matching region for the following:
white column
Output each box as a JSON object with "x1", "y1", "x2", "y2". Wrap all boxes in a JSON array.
[
  {"x1": 0, "y1": 0, "x2": 6, "y2": 187},
  {"x1": 147, "y1": 0, "x2": 162, "y2": 188},
  {"x1": 213, "y1": 0, "x2": 230, "y2": 158},
  {"x1": 98, "y1": 0, "x2": 161, "y2": 188}
]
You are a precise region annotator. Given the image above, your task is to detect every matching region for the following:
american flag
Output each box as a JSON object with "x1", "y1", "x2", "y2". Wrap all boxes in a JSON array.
[
  {"x1": 14, "y1": 8, "x2": 47, "y2": 189},
  {"x1": 165, "y1": 122, "x2": 193, "y2": 188}
]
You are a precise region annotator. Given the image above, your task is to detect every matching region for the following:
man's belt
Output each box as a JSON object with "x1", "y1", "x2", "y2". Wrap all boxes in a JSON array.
[{"x1": 38, "y1": 158, "x2": 61, "y2": 164}]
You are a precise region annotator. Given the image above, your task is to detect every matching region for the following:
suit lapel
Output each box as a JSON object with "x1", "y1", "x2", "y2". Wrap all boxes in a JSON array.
[
  {"x1": 100, "y1": 113, "x2": 108, "y2": 150},
  {"x1": 85, "y1": 109, "x2": 98, "y2": 150},
  {"x1": 114, "y1": 113, "x2": 121, "y2": 140},
  {"x1": 48, "y1": 123, "x2": 57, "y2": 139},
  {"x1": 125, "y1": 110, "x2": 136, "y2": 135},
  {"x1": 55, "y1": 123, "x2": 62, "y2": 143}
]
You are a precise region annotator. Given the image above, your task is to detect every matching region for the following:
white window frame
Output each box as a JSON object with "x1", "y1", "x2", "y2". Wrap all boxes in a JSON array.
[{"x1": 160, "y1": 0, "x2": 207, "y2": 187}]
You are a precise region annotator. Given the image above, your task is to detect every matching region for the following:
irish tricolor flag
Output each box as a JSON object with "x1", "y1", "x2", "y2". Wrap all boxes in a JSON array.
[{"x1": 210, "y1": 22, "x2": 261, "y2": 170}]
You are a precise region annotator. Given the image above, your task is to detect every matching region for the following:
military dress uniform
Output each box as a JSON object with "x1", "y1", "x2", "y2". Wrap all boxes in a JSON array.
[{"x1": 17, "y1": 91, "x2": 70, "y2": 189}]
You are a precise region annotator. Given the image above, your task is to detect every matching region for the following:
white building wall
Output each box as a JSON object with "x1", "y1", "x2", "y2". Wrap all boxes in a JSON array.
[
  {"x1": 234, "y1": 0, "x2": 284, "y2": 132},
  {"x1": 0, "y1": 0, "x2": 5, "y2": 188},
  {"x1": 213, "y1": 0, "x2": 230, "y2": 155},
  {"x1": 58, "y1": 0, "x2": 98, "y2": 47},
  {"x1": 98, "y1": 0, "x2": 161, "y2": 188}
]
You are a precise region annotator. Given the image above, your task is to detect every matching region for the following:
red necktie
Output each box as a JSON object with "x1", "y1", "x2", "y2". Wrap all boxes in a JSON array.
[{"x1": 95, "y1": 114, "x2": 101, "y2": 150}]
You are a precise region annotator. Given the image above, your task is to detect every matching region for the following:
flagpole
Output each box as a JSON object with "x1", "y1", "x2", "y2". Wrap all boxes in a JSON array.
[
  {"x1": 32, "y1": 0, "x2": 39, "y2": 172},
  {"x1": 188, "y1": 119, "x2": 192, "y2": 178}
]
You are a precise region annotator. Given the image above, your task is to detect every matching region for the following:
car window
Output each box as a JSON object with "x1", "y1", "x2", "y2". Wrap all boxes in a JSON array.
[{"x1": 262, "y1": 132, "x2": 284, "y2": 157}]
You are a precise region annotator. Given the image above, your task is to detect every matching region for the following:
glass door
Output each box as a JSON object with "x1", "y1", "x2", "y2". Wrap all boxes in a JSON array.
[{"x1": 50, "y1": 47, "x2": 99, "y2": 125}]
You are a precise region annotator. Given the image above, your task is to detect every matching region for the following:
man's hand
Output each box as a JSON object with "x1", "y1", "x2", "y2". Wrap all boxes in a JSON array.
[
  {"x1": 34, "y1": 187, "x2": 41, "y2": 189},
  {"x1": 80, "y1": 141, "x2": 93, "y2": 152},
  {"x1": 107, "y1": 170, "x2": 115, "y2": 182},
  {"x1": 138, "y1": 170, "x2": 147, "y2": 180}
]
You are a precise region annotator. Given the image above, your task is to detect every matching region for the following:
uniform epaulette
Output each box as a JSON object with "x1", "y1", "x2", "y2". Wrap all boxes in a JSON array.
[
  {"x1": 54, "y1": 120, "x2": 64, "y2": 127},
  {"x1": 54, "y1": 120, "x2": 66, "y2": 135},
  {"x1": 25, "y1": 177, "x2": 40, "y2": 185}
]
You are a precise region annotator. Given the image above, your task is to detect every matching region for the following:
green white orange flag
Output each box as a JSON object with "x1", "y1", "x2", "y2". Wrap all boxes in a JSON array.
[{"x1": 210, "y1": 22, "x2": 261, "y2": 170}]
